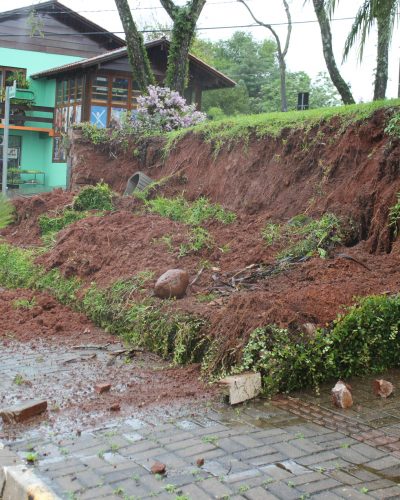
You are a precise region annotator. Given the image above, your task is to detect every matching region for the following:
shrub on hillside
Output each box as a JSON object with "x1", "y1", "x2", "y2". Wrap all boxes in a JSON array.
[
  {"x1": 238, "y1": 294, "x2": 400, "y2": 395},
  {"x1": 73, "y1": 182, "x2": 114, "y2": 211},
  {"x1": 131, "y1": 86, "x2": 206, "y2": 133}
]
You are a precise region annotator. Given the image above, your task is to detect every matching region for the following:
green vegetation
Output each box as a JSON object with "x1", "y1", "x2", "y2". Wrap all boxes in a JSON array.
[
  {"x1": 73, "y1": 182, "x2": 114, "y2": 211},
  {"x1": 145, "y1": 195, "x2": 235, "y2": 225},
  {"x1": 38, "y1": 209, "x2": 87, "y2": 236},
  {"x1": 13, "y1": 374, "x2": 25, "y2": 385},
  {"x1": 192, "y1": 33, "x2": 340, "y2": 115},
  {"x1": 37, "y1": 183, "x2": 114, "y2": 245},
  {"x1": 0, "y1": 242, "x2": 207, "y2": 366},
  {"x1": 179, "y1": 226, "x2": 214, "y2": 257},
  {"x1": 25, "y1": 452, "x2": 38, "y2": 464},
  {"x1": 384, "y1": 112, "x2": 400, "y2": 137},
  {"x1": 238, "y1": 293, "x2": 400, "y2": 395},
  {"x1": 13, "y1": 297, "x2": 36, "y2": 309},
  {"x1": 262, "y1": 213, "x2": 344, "y2": 260},
  {"x1": 140, "y1": 195, "x2": 235, "y2": 256},
  {"x1": 165, "y1": 99, "x2": 400, "y2": 154},
  {"x1": 0, "y1": 194, "x2": 14, "y2": 229},
  {"x1": 389, "y1": 192, "x2": 400, "y2": 237}
]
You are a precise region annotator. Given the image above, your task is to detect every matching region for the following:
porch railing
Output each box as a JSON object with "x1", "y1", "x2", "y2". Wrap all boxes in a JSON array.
[{"x1": 0, "y1": 103, "x2": 54, "y2": 126}]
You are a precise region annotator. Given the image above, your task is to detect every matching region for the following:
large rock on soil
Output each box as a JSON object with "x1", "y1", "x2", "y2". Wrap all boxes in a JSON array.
[{"x1": 154, "y1": 269, "x2": 189, "y2": 299}]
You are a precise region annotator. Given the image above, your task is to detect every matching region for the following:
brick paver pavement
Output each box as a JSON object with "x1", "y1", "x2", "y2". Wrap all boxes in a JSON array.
[
  {"x1": 1, "y1": 342, "x2": 400, "y2": 499},
  {"x1": 2, "y1": 400, "x2": 400, "y2": 499}
]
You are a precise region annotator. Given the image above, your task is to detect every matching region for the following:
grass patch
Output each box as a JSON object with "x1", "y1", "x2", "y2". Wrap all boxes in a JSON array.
[
  {"x1": 145, "y1": 195, "x2": 235, "y2": 225},
  {"x1": 262, "y1": 213, "x2": 344, "y2": 260},
  {"x1": 13, "y1": 297, "x2": 36, "y2": 309},
  {"x1": 38, "y1": 209, "x2": 87, "y2": 236},
  {"x1": 164, "y1": 99, "x2": 400, "y2": 155},
  {"x1": 0, "y1": 242, "x2": 208, "y2": 366},
  {"x1": 0, "y1": 194, "x2": 14, "y2": 229}
]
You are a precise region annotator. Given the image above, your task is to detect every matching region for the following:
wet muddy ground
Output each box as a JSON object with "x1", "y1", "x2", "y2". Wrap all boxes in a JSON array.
[
  {"x1": 0, "y1": 339, "x2": 217, "y2": 443},
  {"x1": 2, "y1": 331, "x2": 400, "y2": 499}
]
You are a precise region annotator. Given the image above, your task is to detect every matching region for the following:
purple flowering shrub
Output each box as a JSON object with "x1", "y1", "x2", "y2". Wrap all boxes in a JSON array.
[{"x1": 132, "y1": 86, "x2": 206, "y2": 133}]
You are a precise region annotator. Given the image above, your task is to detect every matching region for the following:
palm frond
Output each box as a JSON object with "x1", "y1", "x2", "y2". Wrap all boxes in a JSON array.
[
  {"x1": 343, "y1": 0, "x2": 373, "y2": 62},
  {"x1": 0, "y1": 194, "x2": 14, "y2": 229}
]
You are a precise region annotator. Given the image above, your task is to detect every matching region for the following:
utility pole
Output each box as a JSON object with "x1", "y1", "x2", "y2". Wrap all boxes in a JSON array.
[{"x1": 2, "y1": 81, "x2": 15, "y2": 196}]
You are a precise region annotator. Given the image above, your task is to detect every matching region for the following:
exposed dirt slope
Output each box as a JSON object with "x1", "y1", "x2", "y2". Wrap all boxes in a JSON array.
[
  {"x1": 3, "y1": 108, "x2": 400, "y2": 365},
  {"x1": 70, "y1": 109, "x2": 400, "y2": 253}
]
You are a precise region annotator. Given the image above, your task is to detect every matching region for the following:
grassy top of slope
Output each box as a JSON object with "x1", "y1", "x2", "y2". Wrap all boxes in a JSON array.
[{"x1": 165, "y1": 98, "x2": 400, "y2": 153}]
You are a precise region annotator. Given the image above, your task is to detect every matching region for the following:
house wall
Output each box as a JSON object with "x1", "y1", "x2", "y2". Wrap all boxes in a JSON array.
[{"x1": 0, "y1": 47, "x2": 83, "y2": 187}]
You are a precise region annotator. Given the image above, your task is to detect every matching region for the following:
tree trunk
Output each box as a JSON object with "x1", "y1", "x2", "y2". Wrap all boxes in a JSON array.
[
  {"x1": 279, "y1": 56, "x2": 287, "y2": 112},
  {"x1": 374, "y1": 16, "x2": 389, "y2": 100},
  {"x1": 165, "y1": 22, "x2": 195, "y2": 94},
  {"x1": 115, "y1": 0, "x2": 155, "y2": 92},
  {"x1": 161, "y1": 0, "x2": 206, "y2": 95},
  {"x1": 312, "y1": 0, "x2": 355, "y2": 105}
]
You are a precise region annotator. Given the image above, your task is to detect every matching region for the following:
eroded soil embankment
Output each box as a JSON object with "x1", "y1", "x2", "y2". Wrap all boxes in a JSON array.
[
  {"x1": 70, "y1": 108, "x2": 400, "y2": 253},
  {"x1": 3, "y1": 108, "x2": 400, "y2": 368}
]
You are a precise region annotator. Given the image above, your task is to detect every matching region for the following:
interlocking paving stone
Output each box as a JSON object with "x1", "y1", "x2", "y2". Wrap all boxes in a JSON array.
[{"x1": 3, "y1": 377, "x2": 400, "y2": 500}]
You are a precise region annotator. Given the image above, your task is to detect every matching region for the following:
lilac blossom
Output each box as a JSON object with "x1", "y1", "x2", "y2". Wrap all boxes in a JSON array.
[{"x1": 131, "y1": 86, "x2": 206, "y2": 133}]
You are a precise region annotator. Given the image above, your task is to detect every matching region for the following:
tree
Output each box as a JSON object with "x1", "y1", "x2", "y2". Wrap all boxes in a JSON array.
[
  {"x1": 261, "y1": 71, "x2": 341, "y2": 112},
  {"x1": 114, "y1": 0, "x2": 155, "y2": 92},
  {"x1": 332, "y1": 0, "x2": 398, "y2": 100},
  {"x1": 311, "y1": 0, "x2": 355, "y2": 104},
  {"x1": 237, "y1": 0, "x2": 292, "y2": 112},
  {"x1": 192, "y1": 33, "x2": 340, "y2": 115},
  {"x1": 159, "y1": 0, "x2": 206, "y2": 95},
  {"x1": 191, "y1": 33, "x2": 280, "y2": 114}
]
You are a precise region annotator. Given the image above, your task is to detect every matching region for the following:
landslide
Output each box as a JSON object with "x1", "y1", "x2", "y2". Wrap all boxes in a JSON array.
[{"x1": 3, "y1": 104, "x2": 400, "y2": 369}]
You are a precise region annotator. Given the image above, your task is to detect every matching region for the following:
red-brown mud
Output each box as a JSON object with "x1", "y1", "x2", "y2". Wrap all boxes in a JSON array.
[
  {"x1": 0, "y1": 289, "x2": 215, "y2": 437},
  {"x1": 2, "y1": 108, "x2": 400, "y2": 373}
]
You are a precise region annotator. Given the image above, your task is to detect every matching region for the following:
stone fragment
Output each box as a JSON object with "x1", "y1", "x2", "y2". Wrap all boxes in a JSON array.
[
  {"x1": 0, "y1": 400, "x2": 47, "y2": 423},
  {"x1": 303, "y1": 322, "x2": 317, "y2": 335},
  {"x1": 331, "y1": 380, "x2": 353, "y2": 408},
  {"x1": 373, "y1": 379, "x2": 394, "y2": 398},
  {"x1": 196, "y1": 458, "x2": 205, "y2": 467},
  {"x1": 219, "y1": 372, "x2": 262, "y2": 405},
  {"x1": 151, "y1": 461, "x2": 166, "y2": 474},
  {"x1": 154, "y1": 269, "x2": 189, "y2": 299},
  {"x1": 95, "y1": 383, "x2": 111, "y2": 394},
  {"x1": 109, "y1": 403, "x2": 120, "y2": 412}
]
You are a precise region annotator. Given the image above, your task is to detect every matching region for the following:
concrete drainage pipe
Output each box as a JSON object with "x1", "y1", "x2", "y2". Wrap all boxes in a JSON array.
[{"x1": 124, "y1": 171, "x2": 153, "y2": 196}]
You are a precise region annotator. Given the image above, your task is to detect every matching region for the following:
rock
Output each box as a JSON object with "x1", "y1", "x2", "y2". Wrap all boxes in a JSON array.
[
  {"x1": 373, "y1": 379, "x2": 394, "y2": 398},
  {"x1": 303, "y1": 323, "x2": 317, "y2": 335},
  {"x1": 218, "y1": 372, "x2": 262, "y2": 405},
  {"x1": 331, "y1": 380, "x2": 353, "y2": 409},
  {"x1": 95, "y1": 383, "x2": 111, "y2": 394},
  {"x1": 109, "y1": 403, "x2": 120, "y2": 412},
  {"x1": 0, "y1": 400, "x2": 48, "y2": 423},
  {"x1": 151, "y1": 461, "x2": 166, "y2": 474},
  {"x1": 196, "y1": 458, "x2": 205, "y2": 467},
  {"x1": 154, "y1": 269, "x2": 189, "y2": 299}
]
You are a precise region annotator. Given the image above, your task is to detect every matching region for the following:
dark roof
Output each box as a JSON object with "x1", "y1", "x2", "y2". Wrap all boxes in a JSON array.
[
  {"x1": 31, "y1": 39, "x2": 236, "y2": 89},
  {"x1": 0, "y1": 0, "x2": 125, "y2": 47}
]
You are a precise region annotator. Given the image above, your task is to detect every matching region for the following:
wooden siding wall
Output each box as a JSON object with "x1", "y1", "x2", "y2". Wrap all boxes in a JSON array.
[{"x1": 0, "y1": 14, "x2": 120, "y2": 57}]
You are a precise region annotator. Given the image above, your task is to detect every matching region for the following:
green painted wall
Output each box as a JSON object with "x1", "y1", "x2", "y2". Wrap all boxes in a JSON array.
[{"x1": 0, "y1": 48, "x2": 83, "y2": 187}]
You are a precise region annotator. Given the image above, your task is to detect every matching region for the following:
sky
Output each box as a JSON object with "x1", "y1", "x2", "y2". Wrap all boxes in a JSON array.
[{"x1": 2, "y1": 0, "x2": 399, "y2": 102}]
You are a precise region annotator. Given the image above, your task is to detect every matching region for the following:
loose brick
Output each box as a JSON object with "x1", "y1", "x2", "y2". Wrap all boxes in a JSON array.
[
  {"x1": 94, "y1": 383, "x2": 111, "y2": 394},
  {"x1": 0, "y1": 400, "x2": 47, "y2": 423}
]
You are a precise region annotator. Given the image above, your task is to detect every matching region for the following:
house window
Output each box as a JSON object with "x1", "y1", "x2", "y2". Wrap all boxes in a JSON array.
[
  {"x1": 53, "y1": 76, "x2": 83, "y2": 162},
  {"x1": 90, "y1": 74, "x2": 141, "y2": 128}
]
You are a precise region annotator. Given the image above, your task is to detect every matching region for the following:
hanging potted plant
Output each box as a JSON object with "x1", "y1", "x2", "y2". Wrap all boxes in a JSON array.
[{"x1": 6, "y1": 71, "x2": 33, "y2": 126}]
